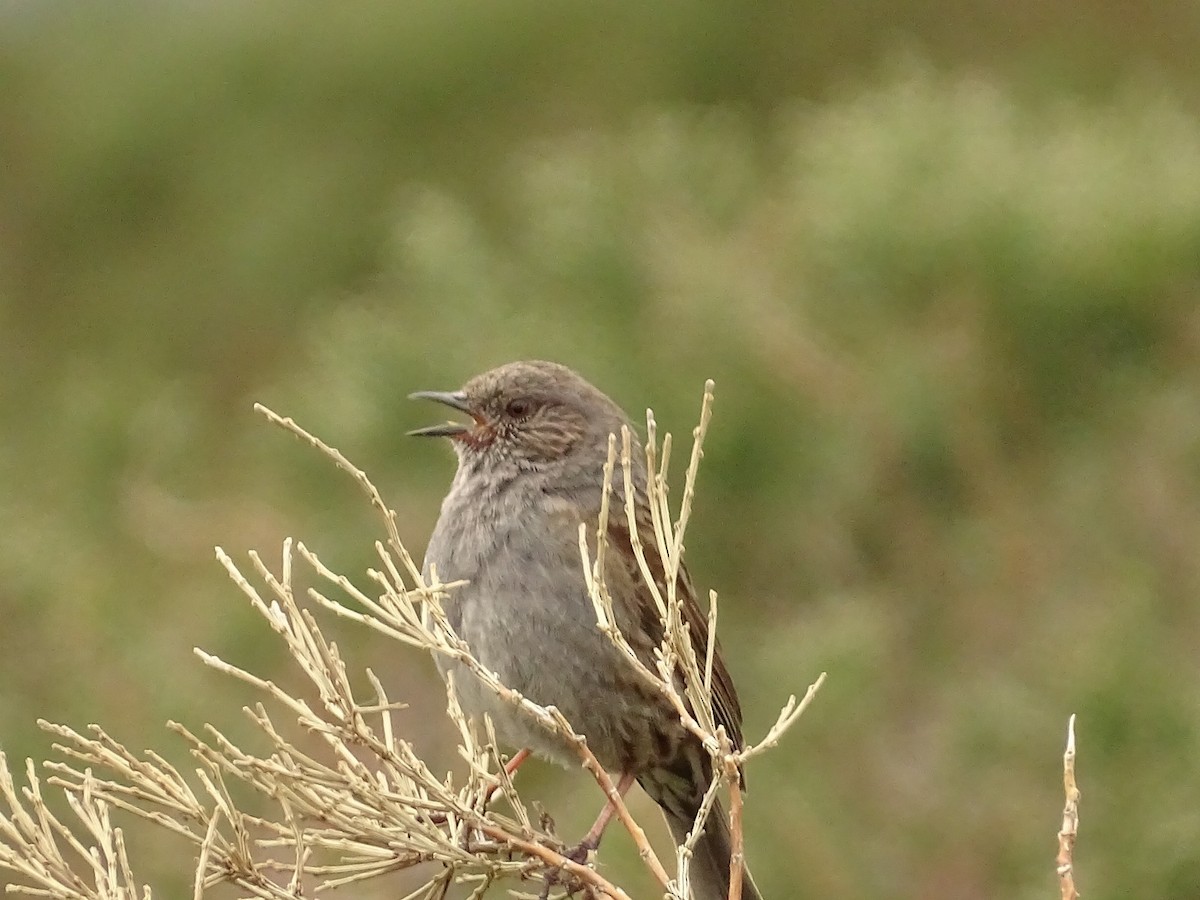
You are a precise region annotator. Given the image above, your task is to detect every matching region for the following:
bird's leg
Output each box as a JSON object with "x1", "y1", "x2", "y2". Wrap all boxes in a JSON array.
[
  {"x1": 538, "y1": 773, "x2": 636, "y2": 899},
  {"x1": 564, "y1": 771, "x2": 638, "y2": 863},
  {"x1": 505, "y1": 747, "x2": 532, "y2": 777},
  {"x1": 482, "y1": 747, "x2": 532, "y2": 806}
]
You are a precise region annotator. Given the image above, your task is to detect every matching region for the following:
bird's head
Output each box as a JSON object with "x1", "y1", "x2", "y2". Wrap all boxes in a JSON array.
[{"x1": 409, "y1": 360, "x2": 630, "y2": 470}]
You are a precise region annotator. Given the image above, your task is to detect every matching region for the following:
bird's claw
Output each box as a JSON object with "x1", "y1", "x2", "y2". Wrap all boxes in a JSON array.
[
  {"x1": 563, "y1": 834, "x2": 599, "y2": 865},
  {"x1": 534, "y1": 836, "x2": 600, "y2": 900}
]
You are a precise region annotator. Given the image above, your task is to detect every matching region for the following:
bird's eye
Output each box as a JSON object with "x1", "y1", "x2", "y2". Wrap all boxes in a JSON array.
[{"x1": 505, "y1": 398, "x2": 535, "y2": 419}]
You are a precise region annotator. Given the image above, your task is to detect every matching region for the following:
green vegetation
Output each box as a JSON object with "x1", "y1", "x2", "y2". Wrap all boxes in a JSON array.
[{"x1": 3, "y1": 4, "x2": 1200, "y2": 898}]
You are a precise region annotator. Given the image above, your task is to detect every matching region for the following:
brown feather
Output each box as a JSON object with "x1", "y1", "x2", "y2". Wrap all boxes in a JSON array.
[{"x1": 605, "y1": 514, "x2": 746, "y2": 767}]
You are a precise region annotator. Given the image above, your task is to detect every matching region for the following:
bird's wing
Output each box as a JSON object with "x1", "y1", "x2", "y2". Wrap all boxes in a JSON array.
[{"x1": 604, "y1": 514, "x2": 745, "y2": 755}]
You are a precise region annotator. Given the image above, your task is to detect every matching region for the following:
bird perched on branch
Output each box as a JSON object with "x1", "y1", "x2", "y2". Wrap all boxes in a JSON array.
[{"x1": 411, "y1": 359, "x2": 761, "y2": 900}]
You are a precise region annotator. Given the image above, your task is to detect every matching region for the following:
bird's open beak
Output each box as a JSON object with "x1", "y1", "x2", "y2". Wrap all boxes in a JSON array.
[{"x1": 408, "y1": 390, "x2": 474, "y2": 438}]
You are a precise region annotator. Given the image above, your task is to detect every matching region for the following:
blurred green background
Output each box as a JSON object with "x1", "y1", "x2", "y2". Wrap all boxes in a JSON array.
[{"x1": 3, "y1": 2, "x2": 1200, "y2": 898}]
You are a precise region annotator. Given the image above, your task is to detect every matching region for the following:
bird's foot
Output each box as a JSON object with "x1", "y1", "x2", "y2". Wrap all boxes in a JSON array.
[
  {"x1": 562, "y1": 834, "x2": 600, "y2": 865},
  {"x1": 536, "y1": 864, "x2": 595, "y2": 900}
]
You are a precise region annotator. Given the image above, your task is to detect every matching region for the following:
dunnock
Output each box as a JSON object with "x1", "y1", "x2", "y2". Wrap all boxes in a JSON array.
[{"x1": 411, "y1": 360, "x2": 762, "y2": 900}]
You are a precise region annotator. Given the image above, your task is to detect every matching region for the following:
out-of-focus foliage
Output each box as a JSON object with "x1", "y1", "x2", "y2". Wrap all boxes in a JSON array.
[{"x1": 2, "y1": 4, "x2": 1200, "y2": 899}]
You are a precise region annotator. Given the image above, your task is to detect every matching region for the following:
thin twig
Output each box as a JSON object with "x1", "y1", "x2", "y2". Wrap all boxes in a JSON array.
[
  {"x1": 1056, "y1": 714, "x2": 1080, "y2": 900},
  {"x1": 0, "y1": 386, "x2": 819, "y2": 900},
  {"x1": 723, "y1": 728, "x2": 745, "y2": 900}
]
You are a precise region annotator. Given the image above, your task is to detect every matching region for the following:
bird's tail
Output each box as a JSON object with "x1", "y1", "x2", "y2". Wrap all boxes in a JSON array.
[{"x1": 664, "y1": 801, "x2": 763, "y2": 900}]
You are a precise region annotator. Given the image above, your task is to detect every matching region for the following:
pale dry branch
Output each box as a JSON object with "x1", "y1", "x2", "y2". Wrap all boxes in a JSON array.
[
  {"x1": 252, "y1": 404, "x2": 424, "y2": 587},
  {"x1": 1056, "y1": 714, "x2": 1080, "y2": 900},
  {"x1": 0, "y1": 755, "x2": 149, "y2": 900},
  {"x1": 0, "y1": 385, "x2": 820, "y2": 900},
  {"x1": 721, "y1": 729, "x2": 745, "y2": 900}
]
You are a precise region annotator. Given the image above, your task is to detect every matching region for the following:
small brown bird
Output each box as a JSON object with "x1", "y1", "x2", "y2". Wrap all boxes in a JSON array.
[{"x1": 411, "y1": 360, "x2": 762, "y2": 900}]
